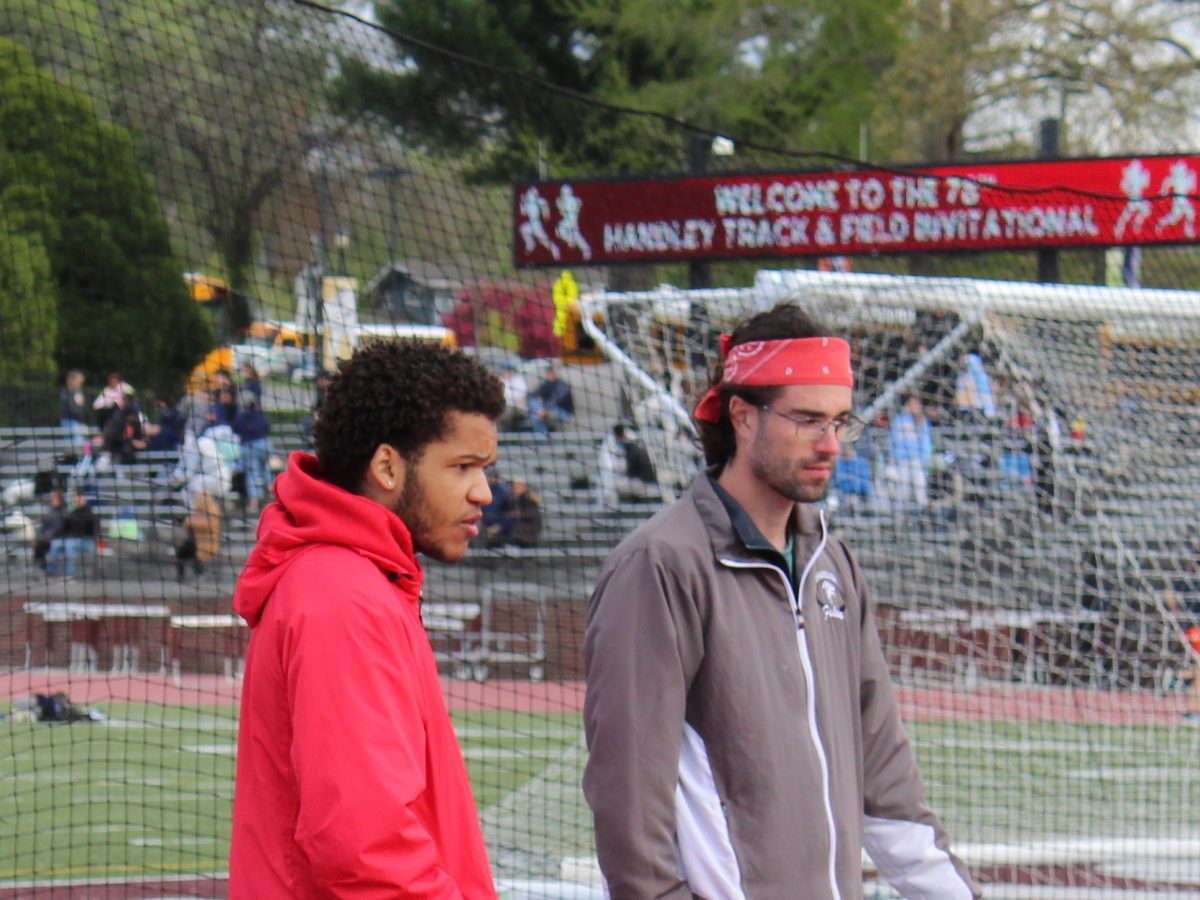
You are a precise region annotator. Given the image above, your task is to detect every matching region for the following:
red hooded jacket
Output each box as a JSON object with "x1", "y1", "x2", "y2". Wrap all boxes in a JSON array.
[{"x1": 229, "y1": 453, "x2": 496, "y2": 898}]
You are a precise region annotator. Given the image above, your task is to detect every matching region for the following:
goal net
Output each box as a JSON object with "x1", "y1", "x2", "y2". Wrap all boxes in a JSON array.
[{"x1": 581, "y1": 268, "x2": 1200, "y2": 888}]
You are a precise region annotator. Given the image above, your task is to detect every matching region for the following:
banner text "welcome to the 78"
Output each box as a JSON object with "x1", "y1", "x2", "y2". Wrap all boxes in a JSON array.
[{"x1": 512, "y1": 155, "x2": 1200, "y2": 266}]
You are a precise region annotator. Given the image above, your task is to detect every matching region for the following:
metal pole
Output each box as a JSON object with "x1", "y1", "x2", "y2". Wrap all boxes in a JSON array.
[
  {"x1": 687, "y1": 133, "x2": 711, "y2": 290},
  {"x1": 1037, "y1": 119, "x2": 1060, "y2": 284},
  {"x1": 369, "y1": 166, "x2": 407, "y2": 267}
]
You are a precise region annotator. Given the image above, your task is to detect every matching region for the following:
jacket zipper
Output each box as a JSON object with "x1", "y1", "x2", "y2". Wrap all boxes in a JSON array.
[{"x1": 720, "y1": 510, "x2": 842, "y2": 900}]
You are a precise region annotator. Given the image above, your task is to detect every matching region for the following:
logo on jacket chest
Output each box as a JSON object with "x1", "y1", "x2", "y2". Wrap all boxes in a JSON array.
[{"x1": 813, "y1": 569, "x2": 846, "y2": 620}]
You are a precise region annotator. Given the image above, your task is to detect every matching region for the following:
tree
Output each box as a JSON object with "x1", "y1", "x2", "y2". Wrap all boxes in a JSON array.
[
  {"x1": 0, "y1": 211, "x2": 56, "y2": 385},
  {"x1": 0, "y1": 0, "x2": 107, "y2": 96},
  {"x1": 872, "y1": 0, "x2": 1200, "y2": 161},
  {"x1": 0, "y1": 39, "x2": 210, "y2": 387},
  {"x1": 333, "y1": 0, "x2": 903, "y2": 179},
  {"x1": 4, "y1": 0, "x2": 352, "y2": 300},
  {"x1": 97, "y1": 0, "x2": 347, "y2": 301}
]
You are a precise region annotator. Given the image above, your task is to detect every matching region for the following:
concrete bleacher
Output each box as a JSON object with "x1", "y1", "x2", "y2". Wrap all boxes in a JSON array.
[
  {"x1": 1, "y1": 416, "x2": 665, "y2": 680},
  {"x1": 1, "y1": 420, "x2": 662, "y2": 590}
]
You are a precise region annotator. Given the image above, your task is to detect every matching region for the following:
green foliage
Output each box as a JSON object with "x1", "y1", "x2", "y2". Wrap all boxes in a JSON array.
[
  {"x1": 0, "y1": 0, "x2": 107, "y2": 97},
  {"x1": 0, "y1": 39, "x2": 211, "y2": 388},
  {"x1": 334, "y1": 0, "x2": 594, "y2": 165},
  {"x1": 109, "y1": 0, "x2": 332, "y2": 293},
  {"x1": 5, "y1": 0, "x2": 338, "y2": 296},
  {"x1": 870, "y1": 0, "x2": 1200, "y2": 162},
  {"x1": 0, "y1": 209, "x2": 56, "y2": 384},
  {"x1": 335, "y1": 0, "x2": 903, "y2": 180}
]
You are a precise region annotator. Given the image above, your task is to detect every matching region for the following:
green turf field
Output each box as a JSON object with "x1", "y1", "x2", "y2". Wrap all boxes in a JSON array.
[
  {"x1": 0, "y1": 705, "x2": 586, "y2": 882},
  {"x1": 1, "y1": 704, "x2": 1197, "y2": 883},
  {"x1": 907, "y1": 718, "x2": 1200, "y2": 843},
  {"x1": 0, "y1": 703, "x2": 239, "y2": 881}
]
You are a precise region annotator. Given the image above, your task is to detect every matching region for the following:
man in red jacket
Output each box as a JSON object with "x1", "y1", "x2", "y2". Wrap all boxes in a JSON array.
[{"x1": 229, "y1": 340, "x2": 505, "y2": 898}]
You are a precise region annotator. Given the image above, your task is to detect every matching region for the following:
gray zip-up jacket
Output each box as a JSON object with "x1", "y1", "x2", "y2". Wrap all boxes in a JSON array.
[{"x1": 583, "y1": 474, "x2": 979, "y2": 899}]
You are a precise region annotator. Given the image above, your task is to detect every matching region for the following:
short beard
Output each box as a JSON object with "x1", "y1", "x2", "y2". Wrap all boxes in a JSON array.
[
  {"x1": 389, "y1": 461, "x2": 441, "y2": 559},
  {"x1": 749, "y1": 429, "x2": 832, "y2": 504},
  {"x1": 752, "y1": 458, "x2": 831, "y2": 504}
]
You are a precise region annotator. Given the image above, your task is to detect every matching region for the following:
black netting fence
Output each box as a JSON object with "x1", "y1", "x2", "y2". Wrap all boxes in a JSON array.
[{"x1": 2, "y1": 1, "x2": 1199, "y2": 896}]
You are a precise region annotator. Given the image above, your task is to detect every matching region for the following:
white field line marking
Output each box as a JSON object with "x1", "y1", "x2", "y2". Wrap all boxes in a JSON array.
[
  {"x1": 455, "y1": 725, "x2": 582, "y2": 740},
  {"x1": 128, "y1": 836, "x2": 225, "y2": 847},
  {"x1": 932, "y1": 737, "x2": 1165, "y2": 754},
  {"x1": 179, "y1": 744, "x2": 236, "y2": 755},
  {"x1": 462, "y1": 747, "x2": 573, "y2": 761},
  {"x1": 1065, "y1": 766, "x2": 1192, "y2": 781}
]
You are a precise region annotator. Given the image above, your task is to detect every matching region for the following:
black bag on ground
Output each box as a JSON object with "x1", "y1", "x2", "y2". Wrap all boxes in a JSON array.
[{"x1": 34, "y1": 692, "x2": 89, "y2": 723}]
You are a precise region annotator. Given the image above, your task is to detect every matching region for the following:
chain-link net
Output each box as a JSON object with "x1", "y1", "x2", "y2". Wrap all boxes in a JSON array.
[{"x1": 1, "y1": 1, "x2": 1198, "y2": 896}]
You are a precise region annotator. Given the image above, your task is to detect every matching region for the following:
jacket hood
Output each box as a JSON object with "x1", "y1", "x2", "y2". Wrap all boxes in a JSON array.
[{"x1": 233, "y1": 452, "x2": 421, "y2": 627}]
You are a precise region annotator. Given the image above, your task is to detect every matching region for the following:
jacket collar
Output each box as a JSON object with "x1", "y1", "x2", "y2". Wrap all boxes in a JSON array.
[{"x1": 691, "y1": 471, "x2": 825, "y2": 566}]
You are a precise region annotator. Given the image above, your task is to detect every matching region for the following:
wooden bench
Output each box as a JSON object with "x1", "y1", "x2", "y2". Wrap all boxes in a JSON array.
[
  {"x1": 423, "y1": 601, "x2": 484, "y2": 678},
  {"x1": 169, "y1": 613, "x2": 248, "y2": 682},
  {"x1": 423, "y1": 582, "x2": 551, "y2": 682},
  {"x1": 24, "y1": 600, "x2": 172, "y2": 673}
]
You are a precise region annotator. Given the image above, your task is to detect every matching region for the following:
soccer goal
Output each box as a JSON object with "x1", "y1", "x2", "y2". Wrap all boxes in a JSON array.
[{"x1": 579, "y1": 268, "x2": 1200, "y2": 892}]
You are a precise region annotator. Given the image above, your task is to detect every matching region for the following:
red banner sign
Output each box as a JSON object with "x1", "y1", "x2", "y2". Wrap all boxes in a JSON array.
[{"x1": 513, "y1": 155, "x2": 1200, "y2": 266}]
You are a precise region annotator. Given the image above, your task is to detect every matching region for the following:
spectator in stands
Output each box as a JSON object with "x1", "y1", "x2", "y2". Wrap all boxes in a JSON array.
[
  {"x1": 832, "y1": 442, "x2": 873, "y2": 512},
  {"x1": 528, "y1": 365, "x2": 574, "y2": 437},
  {"x1": 1167, "y1": 561, "x2": 1200, "y2": 722},
  {"x1": 498, "y1": 364, "x2": 530, "y2": 431},
  {"x1": 180, "y1": 387, "x2": 212, "y2": 439},
  {"x1": 175, "y1": 489, "x2": 223, "y2": 581},
  {"x1": 1080, "y1": 548, "x2": 1117, "y2": 613},
  {"x1": 914, "y1": 307, "x2": 961, "y2": 354},
  {"x1": 1033, "y1": 412, "x2": 1058, "y2": 518},
  {"x1": 597, "y1": 422, "x2": 658, "y2": 505},
  {"x1": 33, "y1": 488, "x2": 66, "y2": 572},
  {"x1": 954, "y1": 352, "x2": 997, "y2": 421},
  {"x1": 925, "y1": 452, "x2": 965, "y2": 534},
  {"x1": 583, "y1": 302, "x2": 978, "y2": 899},
  {"x1": 619, "y1": 424, "x2": 657, "y2": 485},
  {"x1": 301, "y1": 369, "x2": 333, "y2": 448},
  {"x1": 92, "y1": 371, "x2": 132, "y2": 432},
  {"x1": 46, "y1": 488, "x2": 99, "y2": 579},
  {"x1": 481, "y1": 468, "x2": 515, "y2": 546},
  {"x1": 998, "y1": 395, "x2": 1035, "y2": 488},
  {"x1": 232, "y1": 394, "x2": 272, "y2": 516},
  {"x1": 169, "y1": 426, "x2": 235, "y2": 503},
  {"x1": 1182, "y1": 623, "x2": 1200, "y2": 723},
  {"x1": 913, "y1": 307, "x2": 962, "y2": 411},
  {"x1": 101, "y1": 387, "x2": 148, "y2": 465},
  {"x1": 1080, "y1": 548, "x2": 1118, "y2": 687},
  {"x1": 886, "y1": 392, "x2": 933, "y2": 512},
  {"x1": 229, "y1": 340, "x2": 501, "y2": 896},
  {"x1": 506, "y1": 478, "x2": 543, "y2": 548},
  {"x1": 213, "y1": 388, "x2": 238, "y2": 427},
  {"x1": 146, "y1": 395, "x2": 187, "y2": 453},
  {"x1": 209, "y1": 369, "x2": 238, "y2": 426},
  {"x1": 1000, "y1": 447, "x2": 1033, "y2": 487},
  {"x1": 59, "y1": 370, "x2": 89, "y2": 450},
  {"x1": 239, "y1": 362, "x2": 263, "y2": 406}
]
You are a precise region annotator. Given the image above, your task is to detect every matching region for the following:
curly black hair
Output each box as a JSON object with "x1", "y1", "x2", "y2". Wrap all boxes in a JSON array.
[
  {"x1": 313, "y1": 340, "x2": 505, "y2": 492},
  {"x1": 697, "y1": 303, "x2": 830, "y2": 471}
]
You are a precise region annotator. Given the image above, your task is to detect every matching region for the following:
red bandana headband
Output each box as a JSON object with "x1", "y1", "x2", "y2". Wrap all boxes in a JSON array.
[{"x1": 694, "y1": 335, "x2": 854, "y2": 423}]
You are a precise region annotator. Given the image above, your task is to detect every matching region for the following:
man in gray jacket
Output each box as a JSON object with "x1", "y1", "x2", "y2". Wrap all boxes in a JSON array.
[{"x1": 583, "y1": 303, "x2": 979, "y2": 899}]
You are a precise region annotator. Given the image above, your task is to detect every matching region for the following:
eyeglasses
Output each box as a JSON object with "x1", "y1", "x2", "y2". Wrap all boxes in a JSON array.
[{"x1": 758, "y1": 406, "x2": 866, "y2": 443}]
